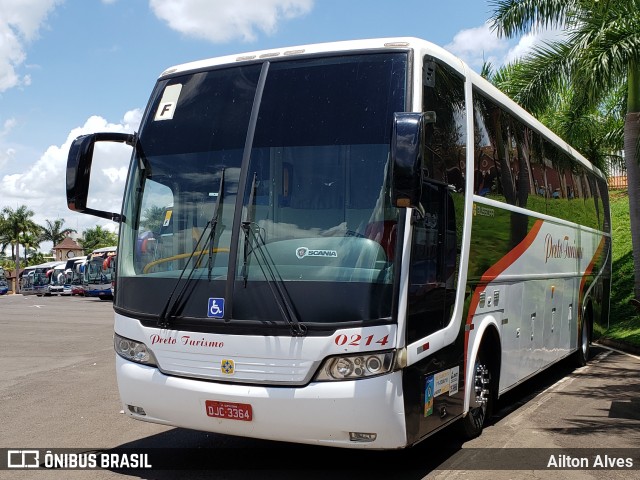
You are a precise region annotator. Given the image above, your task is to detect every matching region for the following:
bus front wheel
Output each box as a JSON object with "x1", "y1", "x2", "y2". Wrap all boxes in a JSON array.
[{"x1": 460, "y1": 352, "x2": 494, "y2": 439}]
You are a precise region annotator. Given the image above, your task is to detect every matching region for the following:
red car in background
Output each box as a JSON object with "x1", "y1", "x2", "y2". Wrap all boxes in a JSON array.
[{"x1": 71, "y1": 284, "x2": 85, "y2": 296}]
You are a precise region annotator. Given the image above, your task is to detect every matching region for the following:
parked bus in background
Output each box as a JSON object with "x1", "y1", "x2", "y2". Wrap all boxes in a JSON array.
[
  {"x1": 46, "y1": 262, "x2": 67, "y2": 295},
  {"x1": 20, "y1": 261, "x2": 64, "y2": 296},
  {"x1": 0, "y1": 267, "x2": 8, "y2": 295},
  {"x1": 83, "y1": 247, "x2": 117, "y2": 300},
  {"x1": 66, "y1": 37, "x2": 610, "y2": 450},
  {"x1": 63, "y1": 255, "x2": 87, "y2": 296}
]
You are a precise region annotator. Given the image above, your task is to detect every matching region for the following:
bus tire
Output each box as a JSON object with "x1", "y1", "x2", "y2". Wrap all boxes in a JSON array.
[
  {"x1": 574, "y1": 311, "x2": 591, "y2": 367},
  {"x1": 460, "y1": 349, "x2": 495, "y2": 439}
]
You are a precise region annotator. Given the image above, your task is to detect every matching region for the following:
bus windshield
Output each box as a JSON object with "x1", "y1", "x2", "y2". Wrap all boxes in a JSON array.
[{"x1": 117, "y1": 52, "x2": 407, "y2": 327}]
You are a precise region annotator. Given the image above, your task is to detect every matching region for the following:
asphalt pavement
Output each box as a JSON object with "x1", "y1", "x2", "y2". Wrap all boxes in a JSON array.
[{"x1": 0, "y1": 293, "x2": 639, "y2": 479}]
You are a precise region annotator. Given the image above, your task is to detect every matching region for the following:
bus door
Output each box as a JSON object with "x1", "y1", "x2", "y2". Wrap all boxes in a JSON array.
[
  {"x1": 404, "y1": 181, "x2": 462, "y2": 440},
  {"x1": 407, "y1": 181, "x2": 458, "y2": 341}
]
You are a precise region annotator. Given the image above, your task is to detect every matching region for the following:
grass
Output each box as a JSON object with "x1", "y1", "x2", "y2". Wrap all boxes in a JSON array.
[{"x1": 603, "y1": 189, "x2": 640, "y2": 348}]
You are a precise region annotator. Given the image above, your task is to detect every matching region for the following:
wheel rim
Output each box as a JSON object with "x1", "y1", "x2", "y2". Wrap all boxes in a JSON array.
[
  {"x1": 473, "y1": 363, "x2": 491, "y2": 410},
  {"x1": 581, "y1": 320, "x2": 589, "y2": 356},
  {"x1": 469, "y1": 361, "x2": 492, "y2": 430}
]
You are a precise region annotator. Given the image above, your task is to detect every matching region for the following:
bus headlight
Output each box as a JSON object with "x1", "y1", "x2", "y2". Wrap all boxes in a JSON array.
[
  {"x1": 314, "y1": 351, "x2": 395, "y2": 381},
  {"x1": 114, "y1": 333, "x2": 158, "y2": 367}
]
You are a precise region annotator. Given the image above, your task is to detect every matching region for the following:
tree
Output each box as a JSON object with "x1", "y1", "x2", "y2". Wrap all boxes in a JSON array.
[
  {"x1": 40, "y1": 219, "x2": 77, "y2": 249},
  {"x1": 140, "y1": 205, "x2": 167, "y2": 233},
  {"x1": 489, "y1": 0, "x2": 640, "y2": 298},
  {"x1": 0, "y1": 206, "x2": 40, "y2": 293},
  {"x1": 0, "y1": 213, "x2": 12, "y2": 261},
  {"x1": 79, "y1": 226, "x2": 118, "y2": 253},
  {"x1": 20, "y1": 231, "x2": 42, "y2": 265},
  {"x1": 27, "y1": 252, "x2": 47, "y2": 266}
]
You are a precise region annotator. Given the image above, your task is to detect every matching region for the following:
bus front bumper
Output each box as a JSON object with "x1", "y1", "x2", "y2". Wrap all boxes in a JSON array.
[{"x1": 116, "y1": 355, "x2": 407, "y2": 449}]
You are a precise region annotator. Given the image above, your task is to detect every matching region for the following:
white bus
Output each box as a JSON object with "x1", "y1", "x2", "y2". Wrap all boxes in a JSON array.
[
  {"x1": 83, "y1": 246, "x2": 117, "y2": 300},
  {"x1": 62, "y1": 255, "x2": 87, "y2": 295},
  {"x1": 46, "y1": 262, "x2": 67, "y2": 295},
  {"x1": 20, "y1": 261, "x2": 65, "y2": 296},
  {"x1": 65, "y1": 37, "x2": 611, "y2": 449}
]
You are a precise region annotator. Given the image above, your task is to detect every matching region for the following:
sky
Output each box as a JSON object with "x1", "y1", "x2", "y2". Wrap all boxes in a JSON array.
[{"x1": 0, "y1": 0, "x2": 556, "y2": 254}]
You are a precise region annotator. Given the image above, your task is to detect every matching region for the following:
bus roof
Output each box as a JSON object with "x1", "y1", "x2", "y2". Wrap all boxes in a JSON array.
[
  {"x1": 90, "y1": 246, "x2": 117, "y2": 254},
  {"x1": 22, "y1": 261, "x2": 65, "y2": 271},
  {"x1": 159, "y1": 37, "x2": 443, "y2": 77}
]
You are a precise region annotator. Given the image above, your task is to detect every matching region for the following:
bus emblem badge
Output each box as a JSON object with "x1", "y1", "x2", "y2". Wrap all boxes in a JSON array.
[
  {"x1": 295, "y1": 247, "x2": 337, "y2": 259},
  {"x1": 221, "y1": 359, "x2": 235, "y2": 375}
]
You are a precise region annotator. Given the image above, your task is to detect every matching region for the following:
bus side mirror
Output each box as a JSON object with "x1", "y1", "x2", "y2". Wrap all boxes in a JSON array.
[
  {"x1": 390, "y1": 113, "x2": 426, "y2": 209},
  {"x1": 66, "y1": 132, "x2": 135, "y2": 222}
]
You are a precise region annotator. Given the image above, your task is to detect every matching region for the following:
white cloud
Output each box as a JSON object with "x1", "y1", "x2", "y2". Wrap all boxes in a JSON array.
[
  {"x1": 0, "y1": 108, "x2": 142, "y2": 239},
  {"x1": 0, "y1": 0, "x2": 63, "y2": 92},
  {"x1": 445, "y1": 23, "x2": 510, "y2": 70},
  {"x1": 1, "y1": 118, "x2": 17, "y2": 137},
  {"x1": 0, "y1": 146, "x2": 15, "y2": 170},
  {"x1": 149, "y1": 0, "x2": 313, "y2": 43},
  {"x1": 503, "y1": 27, "x2": 566, "y2": 65},
  {"x1": 445, "y1": 22, "x2": 567, "y2": 71}
]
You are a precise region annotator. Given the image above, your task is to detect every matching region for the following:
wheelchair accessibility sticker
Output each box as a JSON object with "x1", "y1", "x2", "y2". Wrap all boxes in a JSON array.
[{"x1": 207, "y1": 298, "x2": 224, "y2": 318}]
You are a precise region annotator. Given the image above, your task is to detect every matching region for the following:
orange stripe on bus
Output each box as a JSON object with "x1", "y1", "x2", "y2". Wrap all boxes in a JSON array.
[
  {"x1": 578, "y1": 236, "x2": 607, "y2": 322},
  {"x1": 463, "y1": 219, "x2": 544, "y2": 377}
]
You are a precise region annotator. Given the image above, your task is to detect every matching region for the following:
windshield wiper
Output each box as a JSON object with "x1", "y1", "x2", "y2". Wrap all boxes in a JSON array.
[
  {"x1": 241, "y1": 173, "x2": 257, "y2": 287},
  {"x1": 157, "y1": 168, "x2": 225, "y2": 328},
  {"x1": 207, "y1": 169, "x2": 225, "y2": 281},
  {"x1": 241, "y1": 215, "x2": 307, "y2": 337}
]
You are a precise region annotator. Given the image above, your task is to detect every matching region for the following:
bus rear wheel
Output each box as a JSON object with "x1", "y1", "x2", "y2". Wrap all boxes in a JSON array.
[
  {"x1": 574, "y1": 311, "x2": 591, "y2": 367},
  {"x1": 460, "y1": 354, "x2": 494, "y2": 439}
]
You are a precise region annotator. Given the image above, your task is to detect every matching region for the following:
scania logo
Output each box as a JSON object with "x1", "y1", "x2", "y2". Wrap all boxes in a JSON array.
[{"x1": 295, "y1": 247, "x2": 338, "y2": 259}]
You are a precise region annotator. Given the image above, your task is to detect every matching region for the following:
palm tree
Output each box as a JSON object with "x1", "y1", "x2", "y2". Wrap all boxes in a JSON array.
[
  {"x1": 0, "y1": 205, "x2": 40, "y2": 293},
  {"x1": 140, "y1": 205, "x2": 167, "y2": 233},
  {"x1": 27, "y1": 252, "x2": 47, "y2": 266},
  {"x1": 40, "y1": 219, "x2": 77, "y2": 249},
  {"x1": 0, "y1": 212, "x2": 12, "y2": 260},
  {"x1": 489, "y1": 0, "x2": 640, "y2": 298},
  {"x1": 20, "y1": 231, "x2": 42, "y2": 265},
  {"x1": 79, "y1": 225, "x2": 118, "y2": 253}
]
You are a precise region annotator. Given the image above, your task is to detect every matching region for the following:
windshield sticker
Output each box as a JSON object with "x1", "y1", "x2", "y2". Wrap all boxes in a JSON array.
[
  {"x1": 162, "y1": 209, "x2": 172, "y2": 227},
  {"x1": 154, "y1": 84, "x2": 182, "y2": 121},
  {"x1": 207, "y1": 298, "x2": 224, "y2": 318},
  {"x1": 295, "y1": 247, "x2": 338, "y2": 259}
]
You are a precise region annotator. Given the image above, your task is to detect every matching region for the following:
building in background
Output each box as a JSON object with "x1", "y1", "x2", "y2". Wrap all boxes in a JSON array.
[{"x1": 52, "y1": 236, "x2": 84, "y2": 262}]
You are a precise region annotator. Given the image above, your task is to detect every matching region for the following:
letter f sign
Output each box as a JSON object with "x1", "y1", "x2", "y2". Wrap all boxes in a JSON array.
[
  {"x1": 154, "y1": 102, "x2": 176, "y2": 121},
  {"x1": 154, "y1": 84, "x2": 182, "y2": 121}
]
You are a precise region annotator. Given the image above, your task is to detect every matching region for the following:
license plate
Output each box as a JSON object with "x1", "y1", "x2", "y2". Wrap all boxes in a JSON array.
[{"x1": 205, "y1": 400, "x2": 253, "y2": 421}]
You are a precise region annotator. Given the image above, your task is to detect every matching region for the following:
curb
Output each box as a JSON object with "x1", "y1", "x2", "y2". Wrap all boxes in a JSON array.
[{"x1": 595, "y1": 338, "x2": 640, "y2": 356}]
